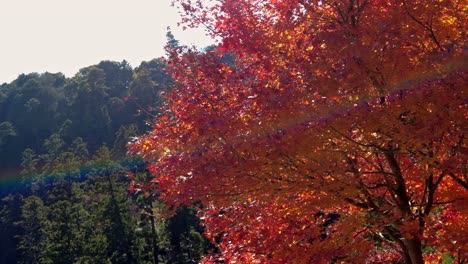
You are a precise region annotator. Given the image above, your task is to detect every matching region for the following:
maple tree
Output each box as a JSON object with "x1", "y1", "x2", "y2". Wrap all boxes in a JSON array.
[{"x1": 130, "y1": 0, "x2": 467, "y2": 263}]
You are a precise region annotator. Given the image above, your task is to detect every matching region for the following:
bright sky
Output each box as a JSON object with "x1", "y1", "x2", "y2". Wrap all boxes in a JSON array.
[{"x1": 0, "y1": 0, "x2": 214, "y2": 84}]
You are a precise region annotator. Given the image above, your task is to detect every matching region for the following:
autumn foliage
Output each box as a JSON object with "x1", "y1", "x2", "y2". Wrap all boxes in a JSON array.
[{"x1": 130, "y1": 0, "x2": 467, "y2": 263}]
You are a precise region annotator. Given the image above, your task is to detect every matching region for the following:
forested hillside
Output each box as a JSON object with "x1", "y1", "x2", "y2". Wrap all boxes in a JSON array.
[
  {"x1": 0, "y1": 58, "x2": 210, "y2": 263},
  {"x1": 0, "y1": 59, "x2": 169, "y2": 173}
]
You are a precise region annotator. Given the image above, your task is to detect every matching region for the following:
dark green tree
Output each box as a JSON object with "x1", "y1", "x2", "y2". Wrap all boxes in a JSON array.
[
  {"x1": 69, "y1": 137, "x2": 89, "y2": 161},
  {"x1": 0, "y1": 194, "x2": 22, "y2": 264},
  {"x1": 0, "y1": 121, "x2": 16, "y2": 145},
  {"x1": 44, "y1": 200, "x2": 77, "y2": 263},
  {"x1": 42, "y1": 133, "x2": 65, "y2": 164},
  {"x1": 20, "y1": 148, "x2": 39, "y2": 189},
  {"x1": 87, "y1": 146, "x2": 143, "y2": 263},
  {"x1": 129, "y1": 59, "x2": 171, "y2": 130},
  {"x1": 166, "y1": 29, "x2": 180, "y2": 50},
  {"x1": 17, "y1": 195, "x2": 49, "y2": 264},
  {"x1": 111, "y1": 124, "x2": 137, "y2": 160},
  {"x1": 131, "y1": 171, "x2": 170, "y2": 264},
  {"x1": 44, "y1": 197, "x2": 89, "y2": 264},
  {"x1": 167, "y1": 206, "x2": 210, "y2": 264}
]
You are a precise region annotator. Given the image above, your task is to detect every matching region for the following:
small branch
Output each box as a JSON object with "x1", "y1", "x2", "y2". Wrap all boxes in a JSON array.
[
  {"x1": 332, "y1": 1, "x2": 347, "y2": 24},
  {"x1": 431, "y1": 199, "x2": 464, "y2": 205},
  {"x1": 447, "y1": 172, "x2": 468, "y2": 190},
  {"x1": 401, "y1": 0, "x2": 444, "y2": 51},
  {"x1": 360, "y1": 171, "x2": 395, "y2": 176},
  {"x1": 329, "y1": 126, "x2": 376, "y2": 148},
  {"x1": 353, "y1": 226, "x2": 370, "y2": 238},
  {"x1": 364, "y1": 183, "x2": 388, "y2": 190},
  {"x1": 344, "y1": 197, "x2": 370, "y2": 209}
]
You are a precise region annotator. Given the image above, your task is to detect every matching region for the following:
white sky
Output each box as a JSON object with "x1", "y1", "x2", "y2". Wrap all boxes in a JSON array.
[{"x1": 0, "y1": 0, "x2": 214, "y2": 84}]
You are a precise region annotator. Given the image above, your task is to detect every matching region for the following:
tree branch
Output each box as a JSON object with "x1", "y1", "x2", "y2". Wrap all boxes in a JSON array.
[
  {"x1": 383, "y1": 149, "x2": 411, "y2": 216},
  {"x1": 401, "y1": 0, "x2": 444, "y2": 51},
  {"x1": 329, "y1": 126, "x2": 376, "y2": 149},
  {"x1": 447, "y1": 172, "x2": 468, "y2": 190}
]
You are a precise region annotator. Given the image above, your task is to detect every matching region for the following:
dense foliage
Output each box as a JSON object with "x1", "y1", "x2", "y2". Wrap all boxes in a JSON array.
[
  {"x1": 0, "y1": 59, "x2": 171, "y2": 173},
  {"x1": 0, "y1": 58, "x2": 210, "y2": 263},
  {"x1": 131, "y1": 0, "x2": 467, "y2": 263}
]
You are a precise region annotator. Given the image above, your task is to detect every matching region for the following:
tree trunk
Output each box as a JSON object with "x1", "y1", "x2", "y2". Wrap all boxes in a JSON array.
[
  {"x1": 148, "y1": 206, "x2": 159, "y2": 264},
  {"x1": 405, "y1": 238, "x2": 424, "y2": 264}
]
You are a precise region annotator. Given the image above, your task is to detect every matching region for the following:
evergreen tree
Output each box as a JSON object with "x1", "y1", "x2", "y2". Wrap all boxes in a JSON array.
[
  {"x1": 0, "y1": 194, "x2": 22, "y2": 264},
  {"x1": 87, "y1": 146, "x2": 144, "y2": 263},
  {"x1": 20, "y1": 148, "x2": 38, "y2": 176},
  {"x1": 69, "y1": 137, "x2": 89, "y2": 161},
  {"x1": 42, "y1": 133, "x2": 65, "y2": 164},
  {"x1": 165, "y1": 29, "x2": 180, "y2": 50},
  {"x1": 0, "y1": 121, "x2": 16, "y2": 145},
  {"x1": 167, "y1": 206, "x2": 209, "y2": 264},
  {"x1": 44, "y1": 200, "x2": 78, "y2": 263},
  {"x1": 17, "y1": 196, "x2": 49, "y2": 264},
  {"x1": 111, "y1": 124, "x2": 137, "y2": 160}
]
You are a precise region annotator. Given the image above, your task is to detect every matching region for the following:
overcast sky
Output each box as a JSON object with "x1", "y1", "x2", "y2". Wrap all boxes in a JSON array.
[{"x1": 0, "y1": 0, "x2": 214, "y2": 84}]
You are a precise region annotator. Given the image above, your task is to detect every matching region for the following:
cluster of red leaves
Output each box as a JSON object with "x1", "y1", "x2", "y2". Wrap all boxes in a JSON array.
[{"x1": 130, "y1": 0, "x2": 467, "y2": 263}]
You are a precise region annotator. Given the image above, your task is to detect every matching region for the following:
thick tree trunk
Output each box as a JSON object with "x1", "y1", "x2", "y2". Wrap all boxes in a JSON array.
[
  {"x1": 383, "y1": 151, "x2": 425, "y2": 264},
  {"x1": 402, "y1": 249, "x2": 412, "y2": 264},
  {"x1": 405, "y1": 238, "x2": 424, "y2": 264}
]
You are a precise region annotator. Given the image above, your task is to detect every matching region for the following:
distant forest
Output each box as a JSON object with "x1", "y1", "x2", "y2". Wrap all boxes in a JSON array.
[
  {"x1": 0, "y1": 56, "x2": 211, "y2": 263},
  {"x1": 0, "y1": 59, "x2": 169, "y2": 172}
]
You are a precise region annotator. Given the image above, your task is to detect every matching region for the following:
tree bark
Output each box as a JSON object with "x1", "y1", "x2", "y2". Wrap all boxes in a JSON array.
[
  {"x1": 148, "y1": 205, "x2": 159, "y2": 264},
  {"x1": 405, "y1": 238, "x2": 424, "y2": 264},
  {"x1": 383, "y1": 150, "x2": 425, "y2": 264}
]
